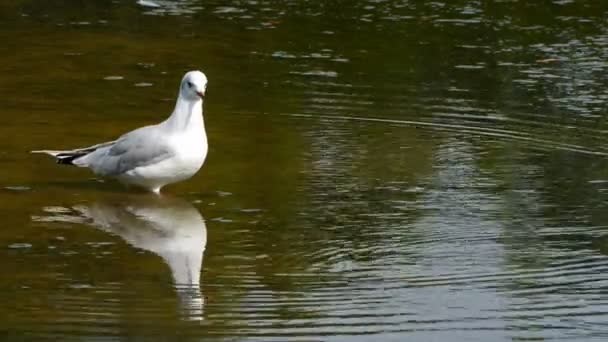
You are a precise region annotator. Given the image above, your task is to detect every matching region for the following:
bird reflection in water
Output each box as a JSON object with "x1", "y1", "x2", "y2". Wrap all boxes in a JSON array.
[{"x1": 33, "y1": 195, "x2": 207, "y2": 321}]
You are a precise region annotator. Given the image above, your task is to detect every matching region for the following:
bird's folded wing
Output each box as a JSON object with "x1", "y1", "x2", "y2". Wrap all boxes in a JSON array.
[{"x1": 105, "y1": 126, "x2": 174, "y2": 175}]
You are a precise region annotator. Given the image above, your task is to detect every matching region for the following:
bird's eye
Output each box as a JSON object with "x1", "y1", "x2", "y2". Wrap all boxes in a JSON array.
[{"x1": 187, "y1": 81, "x2": 193, "y2": 88}]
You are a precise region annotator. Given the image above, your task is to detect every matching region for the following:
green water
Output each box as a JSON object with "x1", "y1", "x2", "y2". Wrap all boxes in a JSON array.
[{"x1": 2, "y1": 0, "x2": 608, "y2": 340}]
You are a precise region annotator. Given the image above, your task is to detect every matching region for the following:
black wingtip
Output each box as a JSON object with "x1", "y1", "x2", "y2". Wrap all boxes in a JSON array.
[
  {"x1": 56, "y1": 153, "x2": 86, "y2": 165},
  {"x1": 56, "y1": 158, "x2": 74, "y2": 165}
]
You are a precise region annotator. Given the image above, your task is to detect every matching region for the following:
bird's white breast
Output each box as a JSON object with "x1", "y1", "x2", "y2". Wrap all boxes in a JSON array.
[
  {"x1": 172, "y1": 126, "x2": 208, "y2": 166},
  {"x1": 118, "y1": 127, "x2": 207, "y2": 191}
]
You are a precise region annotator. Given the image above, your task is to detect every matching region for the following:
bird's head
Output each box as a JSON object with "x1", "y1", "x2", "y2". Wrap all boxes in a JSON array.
[{"x1": 180, "y1": 70, "x2": 208, "y2": 101}]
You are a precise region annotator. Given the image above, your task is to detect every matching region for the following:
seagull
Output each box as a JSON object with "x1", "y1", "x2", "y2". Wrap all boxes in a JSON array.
[{"x1": 32, "y1": 70, "x2": 209, "y2": 194}]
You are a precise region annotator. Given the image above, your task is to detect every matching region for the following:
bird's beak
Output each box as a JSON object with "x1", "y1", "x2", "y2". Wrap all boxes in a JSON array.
[{"x1": 196, "y1": 90, "x2": 205, "y2": 98}]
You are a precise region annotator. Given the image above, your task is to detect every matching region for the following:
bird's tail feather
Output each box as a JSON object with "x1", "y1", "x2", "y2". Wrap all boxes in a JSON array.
[{"x1": 31, "y1": 141, "x2": 115, "y2": 166}]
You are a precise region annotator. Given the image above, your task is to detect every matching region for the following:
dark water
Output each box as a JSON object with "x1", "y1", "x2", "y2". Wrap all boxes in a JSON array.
[{"x1": 2, "y1": 0, "x2": 608, "y2": 340}]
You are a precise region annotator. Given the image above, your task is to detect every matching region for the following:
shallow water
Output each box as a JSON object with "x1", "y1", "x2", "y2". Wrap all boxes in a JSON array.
[{"x1": 2, "y1": 0, "x2": 608, "y2": 340}]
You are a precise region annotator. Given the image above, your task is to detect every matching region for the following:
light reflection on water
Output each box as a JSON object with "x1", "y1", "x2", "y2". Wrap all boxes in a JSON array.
[{"x1": 33, "y1": 195, "x2": 207, "y2": 322}]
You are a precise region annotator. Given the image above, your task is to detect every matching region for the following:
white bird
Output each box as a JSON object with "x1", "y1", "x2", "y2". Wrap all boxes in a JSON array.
[{"x1": 32, "y1": 70, "x2": 209, "y2": 194}]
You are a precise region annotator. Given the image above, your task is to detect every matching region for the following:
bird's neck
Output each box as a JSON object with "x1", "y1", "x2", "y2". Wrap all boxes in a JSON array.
[{"x1": 164, "y1": 95, "x2": 205, "y2": 133}]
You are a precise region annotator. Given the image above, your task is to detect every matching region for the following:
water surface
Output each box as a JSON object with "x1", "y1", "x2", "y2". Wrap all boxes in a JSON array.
[{"x1": 2, "y1": 0, "x2": 608, "y2": 340}]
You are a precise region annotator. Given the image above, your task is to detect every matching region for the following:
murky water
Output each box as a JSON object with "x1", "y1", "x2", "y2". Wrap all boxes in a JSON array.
[{"x1": 2, "y1": 0, "x2": 608, "y2": 340}]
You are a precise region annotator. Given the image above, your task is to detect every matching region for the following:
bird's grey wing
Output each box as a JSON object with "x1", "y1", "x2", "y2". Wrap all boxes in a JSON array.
[{"x1": 104, "y1": 126, "x2": 174, "y2": 175}]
